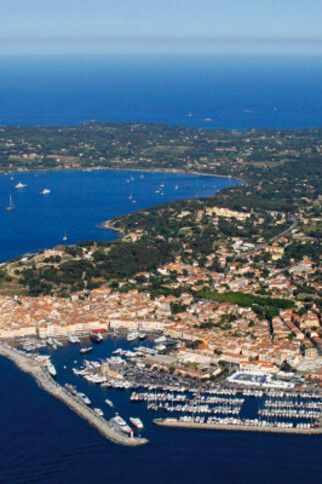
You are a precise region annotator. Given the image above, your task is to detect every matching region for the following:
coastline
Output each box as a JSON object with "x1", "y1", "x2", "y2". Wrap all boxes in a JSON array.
[{"x1": 1, "y1": 165, "x2": 246, "y2": 185}]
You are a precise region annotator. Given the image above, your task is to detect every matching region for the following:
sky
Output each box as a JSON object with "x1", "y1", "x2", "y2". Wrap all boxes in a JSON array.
[{"x1": 1, "y1": 0, "x2": 322, "y2": 55}]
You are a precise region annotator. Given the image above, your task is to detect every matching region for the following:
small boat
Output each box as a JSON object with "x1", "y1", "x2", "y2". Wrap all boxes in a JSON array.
[
  {"x1": 41, "y1": 188, "x2": 51, "y2": 195},
  {"x1": 109, "y1": 414, "x2": 132, "y2": 435},
  {"x1": 127, "y1": 331, "x2": 139, "y2": 342},
  {"x1": 6, "y1": 194, "x2": 15, "y2": 211},
  {"x1": 68, "y1": 334, "x2": 80, "y2": 344},
  {"x1": 105, "y1": 398, "x2": 114, "y2": 407},
  {"x1": 80, "y1": 346, "x2": 93, "y2": 355},
  {"x1": 64, "y1": 383, "x2": 77, "y2": 395},
  {"x1": 175, "y1": 185, "x2": 179, "y2": 190},
  {"x1": 15, "y1": 182, "x2": 27, "y2": 189},
  {"x1": 46, "y1": 360, "x2": 57, "y2": 377},
  {"x1": 129, "y1": 417, "x2": 144, "y2": 430},
  {"x1": 76, "y1": 392, "x2": 91, "y2": 405},
  {"x1": 94, "y1": 408, "x2": 104, "y2": 417},
  {"x1": 62, "y1": 231, "x2": 68, "y2": 242},
  {"x1": 90, "y1": 333, "x2": 103, "y2": 344}
]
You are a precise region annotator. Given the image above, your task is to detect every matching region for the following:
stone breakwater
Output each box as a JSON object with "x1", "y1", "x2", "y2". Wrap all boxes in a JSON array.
[
  {"x1": 0, "y1": 344, "x2": 148, "y2": 447},
  {"x1": 153, "y1": 419, "x2": 322, "y2": 435}
]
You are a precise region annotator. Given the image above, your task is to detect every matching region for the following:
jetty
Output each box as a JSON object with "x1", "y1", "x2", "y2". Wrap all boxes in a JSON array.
[
  {"x1": 0, "y1": 344, "x2": 148, "y2": 447},
  {"x1": 153, "y1": 418, "x2": 322, "y2": 435}
]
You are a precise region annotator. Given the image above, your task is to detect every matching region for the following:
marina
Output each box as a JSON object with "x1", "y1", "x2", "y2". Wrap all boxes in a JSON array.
[
  {"x1": 0, "y1": 331, "x2": 320, "y2": 448},
  {"x1": 0, "y1": 343, "x2": 148, "y2": 447}
]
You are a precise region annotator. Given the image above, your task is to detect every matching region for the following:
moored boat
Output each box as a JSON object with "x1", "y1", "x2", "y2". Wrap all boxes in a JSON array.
[
  {"x1": 105, "y1": 398, "x2": 114, "y2": 407},
  {"x1": 127, "y1": 331, "x2": 139, "y2": 342},
  {"x1": 15, "y1": 181, "x2": 27, "y2": 189},
  {"x1": 6, "y1": 194, "x2": 15, "y2": 211},
  {"x1": 46, "y1": 360, "x2": 57, "y2": 377},
  {"x1": 80, "y1": 346, "x2": 93, "y2": 355},
  {"x1": 129, "y1": 417, "x2": 144, "y2": 430},
  {"x1": 68, "y1": 334, "x2": 80, "y2": 344},
  {"x1": 76, "y1": 392, "x2": 91, "y2": 405},
  {"x1": 94, "y1": 408, "x2": 104, "y2": 417},
  {"x1": 109, "y1": 413, "x2": 132, "y2": 435},
  {"x1": 90, "y1": 333, "x2": 103, "y2": 344}
]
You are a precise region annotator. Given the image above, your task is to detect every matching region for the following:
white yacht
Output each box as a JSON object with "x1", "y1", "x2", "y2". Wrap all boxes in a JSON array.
[
  {"x1": 127, "y1": 330, "x2": 139, "y2": 342},
  {"x1": 68, "y1": 334, "x2": 80, "y2": 344},
  {"x1": 46, "y1": 360, "x2": 57, "y2": 377},
  {"x1": 94, "y1": 408, "x2": 104, "y2": 417},
  {"x1": 76, "y1": 392, "x2": 91, "y2": 405},
  {"x1": 105, "y1": 398, "x2": 114, "y2": 407},
  {"x1": 15, "y1": 182, "x2": 27, "y2": 189},
  {"x1": 41, "y1": 188, "x2": 51, "y2": 195},
  {"x1": 129, "y1": 417, "x2": 144, "y2": 430},
  {"x1": 154, "y1": 335, "x2": 167, "y2": 344},
  {"x1": 109, "y1": 414, "x2": 132, "y2": 434}
]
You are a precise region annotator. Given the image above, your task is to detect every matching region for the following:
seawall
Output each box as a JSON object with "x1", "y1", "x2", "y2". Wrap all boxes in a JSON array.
[
  {"x1": 0, "y1": 344, "x2": 149, "y2": 447},
  {"x1": 153, "y1": 418, "x2": 322, "y2": 435}
]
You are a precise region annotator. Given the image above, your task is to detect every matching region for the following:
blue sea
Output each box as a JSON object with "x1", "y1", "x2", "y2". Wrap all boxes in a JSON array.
[
  {"x1": 0, "y1": 54, "x2": 322, "y2": 129},
  {"x1": 0, "y1": 55, "x2": 321, "y2": 483}
]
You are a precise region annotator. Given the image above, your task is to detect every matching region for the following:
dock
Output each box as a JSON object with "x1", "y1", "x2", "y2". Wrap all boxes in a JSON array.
[
  {"x1": 153, "y1": 418, "x2": 322, "y2": 435},
  {"x1": 0, "y1": 344, "x2": 148, "y2": 447}
]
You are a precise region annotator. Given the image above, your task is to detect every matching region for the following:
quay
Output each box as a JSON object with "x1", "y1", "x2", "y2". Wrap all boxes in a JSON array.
[
  {"x1": 0, "y1": 344, "x2": 149, "y2": 447},
  {"x1": 153, "y1": 418, "x2": 322, "y2": 435}
]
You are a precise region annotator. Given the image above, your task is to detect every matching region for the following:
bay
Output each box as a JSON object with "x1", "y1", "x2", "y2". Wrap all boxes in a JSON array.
[{"x1": 0, "y1": 169, "x2": 240, "y2": 262}]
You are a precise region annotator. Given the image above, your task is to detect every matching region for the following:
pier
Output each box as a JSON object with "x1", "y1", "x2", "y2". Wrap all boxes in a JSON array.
[
  {"x1": 0, "y1": 344, "x2": 148, "y2": 447},
  {"x1": 153, "y1": 418, "x2": 322, "y2": 435}
]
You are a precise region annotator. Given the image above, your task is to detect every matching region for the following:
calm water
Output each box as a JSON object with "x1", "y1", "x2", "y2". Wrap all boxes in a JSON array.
[
  {"x1": 0, "y1": 55, "x2": 322, "y2": 129},
  {"x1": 0, "y1": 169, "x2": 239, "y2": 262}
]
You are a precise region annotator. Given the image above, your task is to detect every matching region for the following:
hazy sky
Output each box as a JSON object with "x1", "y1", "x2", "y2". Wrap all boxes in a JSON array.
[{"x1": 1, "y1": 0, "x2": 322, "y2": 55}]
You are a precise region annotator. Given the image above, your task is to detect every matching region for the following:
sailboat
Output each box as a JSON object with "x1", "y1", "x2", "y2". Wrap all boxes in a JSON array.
[
  {"x1": 6, "y1": 194, "x2": 15, "y2": 211},
  {"x1": 63, "y1": 231, "x2": 68, "y2": 241}
]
